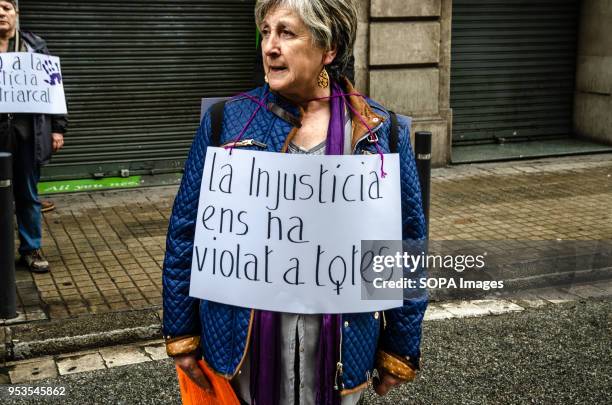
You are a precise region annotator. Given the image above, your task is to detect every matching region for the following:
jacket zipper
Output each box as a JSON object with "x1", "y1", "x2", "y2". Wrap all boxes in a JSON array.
[{"x1": 334, "y1": 321, "x2": 344, "y2": 391}]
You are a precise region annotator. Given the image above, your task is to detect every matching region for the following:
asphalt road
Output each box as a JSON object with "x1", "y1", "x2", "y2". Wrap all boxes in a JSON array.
[{"x1": 3, "y1": 299, "x2": 610, "y2": 405}]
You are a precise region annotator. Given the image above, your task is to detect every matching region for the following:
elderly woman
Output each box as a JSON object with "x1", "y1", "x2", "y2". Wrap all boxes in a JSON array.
[{"x1": 162, "y1": 1, "x2": 427, "y2": 404}]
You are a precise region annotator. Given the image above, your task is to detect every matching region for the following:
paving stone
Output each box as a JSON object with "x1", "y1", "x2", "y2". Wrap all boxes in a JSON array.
[
  {"x1": 143, "y1": 344, "x2": 168, "y2": 361},
  {"x1": 441, "y1": 301, "x2": 491, "y2": 318},
  {"x1": 424, "y1": 305, "x2": 454, "y2": 321},
  {"x1": 567, "y1": 284, "x2": 610, "y2": 299},
  {"x1": 0, "y1": 373, "x2": 9, "y2": 384},
  {"x1": 16, "y1": 156, "x2": 609, "y2": 322},
  {"x1": 52, "y1": 348, "x2": 102, "y2": 360},
  {"x1": 100, "y1": 346, "x2": 150, "y2": 368},
  {"x1": 511, "y1": 299, "x2": 549, "y2": 309},
  {"x1": 9, "y1": 358, "x2": 57, "y2": 383},
  {"x1": 4, "y1": 312, "x2": 27, "y2": 325},
  {"x1": 24, "y1": 308, "x2": 48, "y2": 322},
  {"x1": 470, "y1": 300, "x2": 524, "y2": 315},
  {"x1": 592, "y1": 279, "x2": 612, "y2": 294},
  {"x1": 57, "y1": 353, "x2": 105, "y2": 375},
  {"x1": 528, "y1": 287, "x2": 581, "y2": 304}
]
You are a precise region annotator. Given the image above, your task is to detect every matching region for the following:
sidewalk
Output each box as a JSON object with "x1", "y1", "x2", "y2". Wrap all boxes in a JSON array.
[{"x1": 2, "y1": 154, "x2": 611, "y2": 363}]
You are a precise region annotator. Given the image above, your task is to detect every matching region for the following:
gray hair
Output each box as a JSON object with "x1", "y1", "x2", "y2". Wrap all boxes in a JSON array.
[{"x1": 255, "y1": 0, "x2": 357, "y2": 80}]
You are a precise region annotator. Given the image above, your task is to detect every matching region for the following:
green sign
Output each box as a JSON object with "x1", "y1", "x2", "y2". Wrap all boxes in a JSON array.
[{"x1": 38, "y1": 176, "x2": 142, "y2": 195}]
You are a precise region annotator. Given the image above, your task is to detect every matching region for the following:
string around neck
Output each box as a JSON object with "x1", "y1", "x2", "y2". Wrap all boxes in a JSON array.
[
  {"x1": 221, "y1": 86, "x2": 389, "y2": 179},
  {"x1": 308, "y1": 88, "x2": 388, "y2": 178},
  {"x1": 224, "y1": 90, "x2": 270, "y2": 155}
]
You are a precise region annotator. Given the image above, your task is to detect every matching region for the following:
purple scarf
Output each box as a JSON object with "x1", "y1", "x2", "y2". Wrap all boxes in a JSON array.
[{"x1": 249, "y1": 81, "x2": 346, "y2": 405}]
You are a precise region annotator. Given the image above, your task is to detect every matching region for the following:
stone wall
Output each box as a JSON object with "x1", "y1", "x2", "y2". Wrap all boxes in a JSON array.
[
  {"x1": 574, "y1": 0, "x2": 612, "y2": 144},
  {"x1": 355, "y1": 0, "x2": 452, "y2": 166}
]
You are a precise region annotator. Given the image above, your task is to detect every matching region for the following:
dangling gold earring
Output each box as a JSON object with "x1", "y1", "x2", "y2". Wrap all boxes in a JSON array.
[
  {"x1": 317, "y1": 68, "x2": 329, "y2": 88},
  {"x1": 264, "y1": 74, "x2": 269, "y2": 84}
]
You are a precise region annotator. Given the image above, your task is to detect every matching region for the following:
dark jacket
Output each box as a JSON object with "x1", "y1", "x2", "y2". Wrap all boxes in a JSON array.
[
  {"x1": 162, "y1": 82, "x2": 427, "y2": 394},
  {"x1": 21, "y1": 31, "x2": 68, "y2": 165}
]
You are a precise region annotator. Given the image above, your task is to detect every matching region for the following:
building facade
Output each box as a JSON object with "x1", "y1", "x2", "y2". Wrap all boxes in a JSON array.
[
  {"x1": 574, "y1": 0, "x2": 612, "y2": 145},
  {"x1": 362, "y1": 0, "x2": 611, "y2": 166},
  {"x1": 18, "y1": 0, "x2": 612, "y2": 182}
]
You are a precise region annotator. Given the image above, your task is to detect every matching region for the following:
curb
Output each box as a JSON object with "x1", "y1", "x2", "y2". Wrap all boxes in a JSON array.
[
  {"x1": 0, "y1": 300, "x2": 612, "y2": 384},
  {"x1": 3, "y1": 280, "x2": 610, "y2": 365},
  {"x1": 2, "y1": 299, "x2": 520, "y2": 364},
  {"x1": 1, "y1": 308, "x2": 162, "y2": 363},
  {"x1": 2, "y1": 299, "x2": 528, "y2": 384},
  {"x1": 1, "y1": 299, "x2": 525, "y2": 364}
]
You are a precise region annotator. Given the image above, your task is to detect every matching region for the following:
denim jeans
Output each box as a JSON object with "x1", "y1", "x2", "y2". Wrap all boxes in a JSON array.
[{"x1": 13, "y1": 136, "x2": 42, "y2": 254}]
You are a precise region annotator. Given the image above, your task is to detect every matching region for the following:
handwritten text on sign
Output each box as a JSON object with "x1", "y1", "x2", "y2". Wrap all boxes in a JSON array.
[
  {"x1": 0, "y1": 52, "x2": 67, "y2": 114},
  {"x1": 189, "y1": 147, "x2": 403, "y2": 314}
]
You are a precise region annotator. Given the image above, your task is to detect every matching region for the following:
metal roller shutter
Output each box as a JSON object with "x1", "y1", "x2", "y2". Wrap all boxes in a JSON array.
[
  {"x1": 20, "y1": 0, "x2": 256, "y2": 180},
  {"x1": 451, "y1": 0, "x2": 579, "y2": 143}
]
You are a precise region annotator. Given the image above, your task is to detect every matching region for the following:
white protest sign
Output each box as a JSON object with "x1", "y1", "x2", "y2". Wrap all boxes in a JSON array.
[
  {"x1": 189, "y1": 147, "x2": 404, "y2": 314},
  {"x1": 0, "y1": 52, "x2": 67, "y2": 114}
]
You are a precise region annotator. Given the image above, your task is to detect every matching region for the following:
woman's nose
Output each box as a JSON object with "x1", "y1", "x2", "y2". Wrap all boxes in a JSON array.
[{"x1": 262, "y1": 34, "x2": 280, "y2": 57}]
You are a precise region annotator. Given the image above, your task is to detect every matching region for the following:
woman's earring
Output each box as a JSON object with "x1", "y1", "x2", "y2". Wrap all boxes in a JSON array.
[
  {"x1": 317, "y1": 68, "x2": 329, "y2": 88},
  {"x1": 264, "y1": 75, "x2": 269, "y2": 84}
]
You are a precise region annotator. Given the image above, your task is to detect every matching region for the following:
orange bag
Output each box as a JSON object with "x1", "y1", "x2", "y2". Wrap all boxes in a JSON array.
[{"x1": 176, "y1": 360, "x2": 241, "y2": 405}]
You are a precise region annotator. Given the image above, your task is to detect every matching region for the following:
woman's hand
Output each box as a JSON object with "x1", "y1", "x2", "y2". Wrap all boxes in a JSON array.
[
  {"x1": 51, "y1": 133, "x2": 64, "y2": 152},
  {"x1": 174, "y1": 354, "x2": 213, "y2": 393},
  {"x1": 374, "y1": 371, "x2": 404, "y2": 396}
]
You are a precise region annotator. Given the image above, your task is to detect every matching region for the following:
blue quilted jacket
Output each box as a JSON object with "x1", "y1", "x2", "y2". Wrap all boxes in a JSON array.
[{"x1": 162, "y1": 83, "x2": 427, "y2": 394}]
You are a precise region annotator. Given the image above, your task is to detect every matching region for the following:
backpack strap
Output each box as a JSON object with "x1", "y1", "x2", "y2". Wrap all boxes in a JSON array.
[
  {"x1": 389, "y1": 110, "x2": 400, "y2": 153},
  {"x1": 210, "y1": 100, "x2": 226, "y2": 147}
]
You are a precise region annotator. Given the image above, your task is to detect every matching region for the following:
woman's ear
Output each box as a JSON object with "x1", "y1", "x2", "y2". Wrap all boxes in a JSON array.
[{"x1": 322, "y1": 46, "x2": 337, "y2": 66}]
